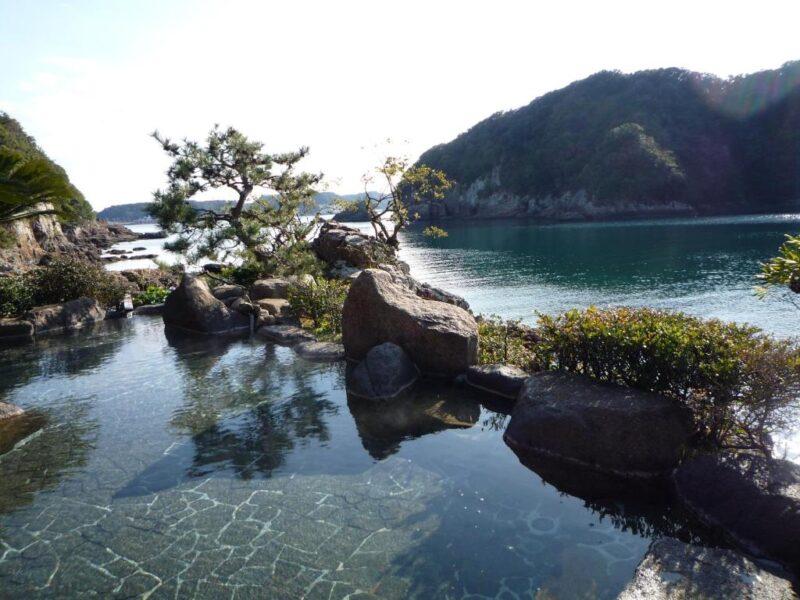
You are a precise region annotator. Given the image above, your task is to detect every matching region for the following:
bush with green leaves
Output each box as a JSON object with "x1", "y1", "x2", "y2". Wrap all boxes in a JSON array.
[
  {"x1": 219, "y1": 263, "x2": 265, "y2": 288},
  {"x1": 27, "y1": 257, "x2": 127, "y2": 307},
  {"x1": 134, "y1": 285, "x2": 170, "y2": 307},
  {"x1": 477, "y1": 314, "x2": 536, "y2": 370},
  {"x1": 0, "y1": 274, "x2": 34, "y2": 317},
  {"x1": 287, "y1": 278, "x2": 349, "y2": 341},
  {"x1": 758, "y1": 233, "x2": 800, "y2": 298},
  {"x1": 532, "y1": 306, "x2": 800, "y2": 454}
]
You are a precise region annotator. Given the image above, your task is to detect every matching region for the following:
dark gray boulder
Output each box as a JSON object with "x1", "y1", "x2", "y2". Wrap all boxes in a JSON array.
[
  {"x1": 162, "y1": 275, "x2": 250, "y2": 334},
  {"x1": 347, "y1": 342, "x2": 419, "y2": 400},
  {"x1": 674, "y1": 452, "x2": 800, "y2": 574},
  {"x1": 25, "y1": 297, "x2": 106, "y2": 334},
  {"x1": 342, "y1": 269, "x2": 478, "y2": 376},
  {"x1": 466, "y1": 364, "x2": 528, "y2": 399},
  {"x1": 618, "y1": 537, "x2": 797, "y2": 600},
  {"x1": 504, "y1": 372, "x2": 691, "y2": 477}
]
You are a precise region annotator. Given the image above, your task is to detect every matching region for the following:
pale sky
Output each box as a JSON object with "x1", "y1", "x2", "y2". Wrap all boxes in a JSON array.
[{"x1": 1, "y1": 0, "x2": 798, "y2": 210}]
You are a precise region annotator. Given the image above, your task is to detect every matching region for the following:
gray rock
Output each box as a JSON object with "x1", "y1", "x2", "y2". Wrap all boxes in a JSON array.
[
  {"x1": 348, "y1": 342, "x2": 419, "y2": 400},
  {"x1": 230, "y1": 297, "x2": 260, "y2": 316},
  {"x1": 294, "y1": 341, "x2": 345, "y2": 362},
  {"x1": 674, "y1": 452, "x2": 800, "y2": 573},
  {"x1": 313, "y1": 221, "x2": 396, "y2": 268},
  {"x1": 256, "y1": 298, "x2": 292, "y2": 318},
  {"x1": 618, "y1": 537, "x2": 797, "y2": 600},
  {"x1": 25, "y1": 297, "x2": 106, "y2": 335},
  {"x1": 377, "y1": 262, "x2": 470, "y2": 310},
  {"x1": 212, "y1": 284, "x2": 246, "y2": 301},
  {"x1": 162, "y1": 275, "x2": 250, "y2": 334},
  {"x1": 133, "y1": 303, "x2": 164, "y2": 316},
  {"x1": 328, "y1": 260, "x2": 362, "y2": 281},
  {"x1": 250, "y1": 278, "x2": 291, "y2": 300},
  {"x1": 466, "y1": 364, "x2": 528, "y2": 399},
  {"x1": 504, "y1": 372, "x2": 691, "y2": 477},
  {"x1": 256, "y1": 313, "x2": 276, "y2": 328},
  {"x1": 256, "y1": 324, "x2": 316, "y2": 345},
  {"x1": 0, "y1": 318, "x2": 34, "y2": 341},
  {"x1": 342, "y1": 269, "x2": 478, "y2": 376}
]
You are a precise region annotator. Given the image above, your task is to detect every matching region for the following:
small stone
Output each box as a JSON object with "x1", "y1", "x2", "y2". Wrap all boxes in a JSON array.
[
  {"x1": 256, "y1": 298, "x2": 292, "y2": 318},
  {"x1": 250, "y1": 278, "x2": 291, "y2": 300},
  {"x1": 212, "y1": 284, "x2": 246, "y2": 301},
  {"x1": 256, "y1": 325, "x2": 316, "y2": 345},
  {"x1": 133, "y1": 303, "x2": 164, "y2": 316},
  {"x1": 294, "y1": 341, "x2": 345, "y2": 362},
  {"x1": 466, "y1": 364, "x2": 528, "y2": 399}
]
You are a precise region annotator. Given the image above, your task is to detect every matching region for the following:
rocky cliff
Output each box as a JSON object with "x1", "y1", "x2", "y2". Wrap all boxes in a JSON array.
[{"x1": 0, "y1": 213, "x2": 137, "y2": 272}]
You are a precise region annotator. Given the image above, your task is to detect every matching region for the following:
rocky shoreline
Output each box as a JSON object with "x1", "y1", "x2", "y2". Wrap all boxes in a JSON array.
[{"x1": 1, "y1": 218, "x2": 797, "y2": 597}]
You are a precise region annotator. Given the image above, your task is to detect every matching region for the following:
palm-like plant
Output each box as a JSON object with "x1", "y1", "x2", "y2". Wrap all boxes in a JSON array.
[{"x1": 0, "y1": 147, "x2": 76, "y2": 224}]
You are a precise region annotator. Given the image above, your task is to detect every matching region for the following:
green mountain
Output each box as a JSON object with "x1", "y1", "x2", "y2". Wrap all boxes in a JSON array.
[
  {"x1": 97, "y1": 193, "x2": 365, "y2": 223},
  {"x1": 416, "y1": 61, "x2": 800, "y2": 220},
  {"x1": 0, "y1": 112, "x2": 94, "y2": 221}
]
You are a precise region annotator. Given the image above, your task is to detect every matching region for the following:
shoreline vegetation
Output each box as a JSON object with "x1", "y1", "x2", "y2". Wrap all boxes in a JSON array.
[{"x1": 2, "y1": 63, "x2": 800, "y2": 594}]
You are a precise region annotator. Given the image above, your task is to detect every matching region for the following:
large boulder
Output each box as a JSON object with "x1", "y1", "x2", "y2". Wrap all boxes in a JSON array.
[
  {"x1": 618, "y1": 537, "x2": 797, "y2": 600},
  {"x1": 25, "y1": 297, "x2": 106, "y2": 334},
  {"x1": 342, "y1": 269, "x2": 478, "y2": 376},
  {"x1": 162, "y1": 275, "x2": 250, "y2": 334},
  {"x1": 674, "y1": 452, "x2": 800, "y2": 573},
  {"x1": 466, "y1": 364, "x2": 528, "y2": 399},
  {"x1": 504, "y1": 372, "x2": 691, "y2": 477},
  {"x1": 313, "y1": 221, "x2": 396, "y2": 268},
  {"x1": 347, "y1": 342, "x2": 419, "y2": 400}
]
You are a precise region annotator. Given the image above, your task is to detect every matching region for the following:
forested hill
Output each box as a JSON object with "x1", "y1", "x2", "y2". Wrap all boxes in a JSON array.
[
  {"x1": 98, "y1": 192, "x2": 364, "y2": 223},
  {"x1": 416, "y1": 61, "x2": 800, "y2": 221},
  {"x1": 0, "y1": 112, "x2": 94, "y2": 221}
]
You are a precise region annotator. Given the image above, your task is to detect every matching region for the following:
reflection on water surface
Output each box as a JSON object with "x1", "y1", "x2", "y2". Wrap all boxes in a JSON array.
[{"x1": 0, "y1": 318, "x2": 726, "y2": 598}]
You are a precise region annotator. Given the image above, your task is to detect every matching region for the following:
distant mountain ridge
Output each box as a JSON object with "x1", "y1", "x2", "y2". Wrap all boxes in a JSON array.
[
  {"x1": 415, "y1": 61, "x2": 800, "y2": 221},
  {"x1": 97, "y1": 193, "x2": 365, "y2": 223}
]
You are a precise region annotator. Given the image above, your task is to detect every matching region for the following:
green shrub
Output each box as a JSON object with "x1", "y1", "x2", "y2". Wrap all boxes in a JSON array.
[
  {"x1": 533, "y1": 306, "x2": 800, "y2": 454},
  {"x1": 288, "y1": 278, "x2": 350, "y2": 341},
  {"x1": 134, "y1": 285, "x2": 170, "y2": 307},
  {"x1": 477, "y1": 314, "x2": 536, "y2": 370},
  {"x1": 219, "y1": 263, "x2": 265, "y2": 288},
  {"x1": 27, "y1": 257, "x2": 127, "y2": 307},
  {"x1": 0, "y1": 274, "x2": 34, "y2": 317}
]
